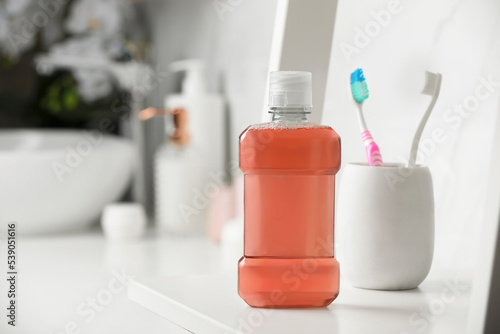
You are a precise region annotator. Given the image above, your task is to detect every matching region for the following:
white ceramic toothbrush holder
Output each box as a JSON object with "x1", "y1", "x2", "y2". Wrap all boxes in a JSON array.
[{"x1": 337, "y1": 163, "x2": 434, "y2": 290}]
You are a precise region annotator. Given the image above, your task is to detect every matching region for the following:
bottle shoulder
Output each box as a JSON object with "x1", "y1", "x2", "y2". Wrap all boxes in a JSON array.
[
  {"x1": 245, "y1": 121, "x2": 330, "y2": 130},
  {"x1": 240, "y1": 121, "x2": 340, "y2": 141},
  {"x1": 239, "y1": 121, "x2": 341, "y2": 173}
]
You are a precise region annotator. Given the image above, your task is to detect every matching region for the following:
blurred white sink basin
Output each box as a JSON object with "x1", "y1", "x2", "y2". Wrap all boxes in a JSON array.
[{"x1": 0, "y1": 130, "x2": 134, "y2": 234}]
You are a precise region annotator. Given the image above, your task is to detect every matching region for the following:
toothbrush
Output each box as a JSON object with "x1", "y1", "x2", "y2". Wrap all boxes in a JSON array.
[
  {"x1": 407, "y1": 71, "x2": 442, "y2": 167},
  {"x1": 350, "y1": 68, "x2": 383, "y2": 166}
]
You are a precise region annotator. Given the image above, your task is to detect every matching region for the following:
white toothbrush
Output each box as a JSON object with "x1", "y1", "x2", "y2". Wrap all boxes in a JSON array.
[{"x1": 407, "y1": 71, "x2": 442, "y2": 167}]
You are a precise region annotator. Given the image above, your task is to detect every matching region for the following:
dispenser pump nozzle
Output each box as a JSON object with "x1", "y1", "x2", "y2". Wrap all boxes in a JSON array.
[{"x1": 168, "y1": 59, "x2": 206, "y2": 95}]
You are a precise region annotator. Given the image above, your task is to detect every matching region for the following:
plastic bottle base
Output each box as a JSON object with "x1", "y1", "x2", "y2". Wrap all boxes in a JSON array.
[{"x1": 238, "y1": 256, "x2": 340, "y2": 308}]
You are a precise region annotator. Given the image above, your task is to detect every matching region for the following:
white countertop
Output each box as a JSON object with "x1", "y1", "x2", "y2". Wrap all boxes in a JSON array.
[
  {"x1": 1, "y1": 228, "x2": 473, "y2": 334},
  {"x1": 129, "y1": 269, "x2": 472, "y2": 334},
  {"x1": 1, "y1": 228, "x2": 228, "y2": 334}
]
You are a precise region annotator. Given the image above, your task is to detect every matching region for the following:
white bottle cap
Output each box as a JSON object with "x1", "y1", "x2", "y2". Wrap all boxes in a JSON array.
[
  {"x1": 101, "y1": 203, "x2": 147, "y2": 241},
  {"x1": 268, "y1": 71, "x2": 313, "y2": 110}
]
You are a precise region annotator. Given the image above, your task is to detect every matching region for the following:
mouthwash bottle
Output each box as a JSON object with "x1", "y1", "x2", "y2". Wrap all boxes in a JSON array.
[{"x1": 238, "y1": 71, "x2": 341, "y2": 308}]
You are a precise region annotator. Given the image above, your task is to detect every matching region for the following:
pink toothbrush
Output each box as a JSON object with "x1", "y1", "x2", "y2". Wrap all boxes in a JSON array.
[{"x1": 350, "y1": 68, "x2": 383, "y2": 166}]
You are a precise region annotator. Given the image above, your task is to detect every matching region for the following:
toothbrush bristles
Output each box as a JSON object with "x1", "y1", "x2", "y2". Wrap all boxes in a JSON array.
[
  {"x1": 421, "y1": 71, "x2": 440, "y2": 96},
  {"x1": 350, "y1": 68, "x2": 369, "y2": 104}
]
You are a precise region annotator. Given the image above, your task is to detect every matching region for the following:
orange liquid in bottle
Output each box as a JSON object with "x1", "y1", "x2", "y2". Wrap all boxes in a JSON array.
[{"x1": 238, "y1": 123, "x2": 341, "y2": 308}]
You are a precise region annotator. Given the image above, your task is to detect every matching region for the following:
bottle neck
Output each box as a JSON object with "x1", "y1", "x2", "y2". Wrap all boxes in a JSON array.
[{"x1": 269, "y1": 108, "x2": 310, "y2": 122}]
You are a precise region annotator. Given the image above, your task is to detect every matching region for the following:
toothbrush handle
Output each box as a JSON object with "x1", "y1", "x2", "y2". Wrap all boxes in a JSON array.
[{"x1": 361, "y1": 130, "x2": 383, "y2": 166}]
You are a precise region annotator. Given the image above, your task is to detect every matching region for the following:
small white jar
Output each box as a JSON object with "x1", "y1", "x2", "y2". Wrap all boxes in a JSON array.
[
  {"x1": 337, "y1": 163, "x2": 434, "y2": 290},
  {"x1": 101, "y1": 203, "x2": 147, "y2": 241}
]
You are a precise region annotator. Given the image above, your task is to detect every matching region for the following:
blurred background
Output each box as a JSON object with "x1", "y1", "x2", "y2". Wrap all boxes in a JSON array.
[
  {"x1": 0, "y1": 0, "x2": 277, "y2": 236},
  {"x1": 0, "y1": 0, "x2": 499, "y2": 333}
]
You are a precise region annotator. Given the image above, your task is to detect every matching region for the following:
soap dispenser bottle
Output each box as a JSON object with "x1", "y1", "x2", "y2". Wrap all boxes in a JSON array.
[
  {"x1": 155, "y1": 59, "x2": 225, "y2": 235},
  {"x1": 238, "y1": 71, "x2": 341, "y2": 308}
]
